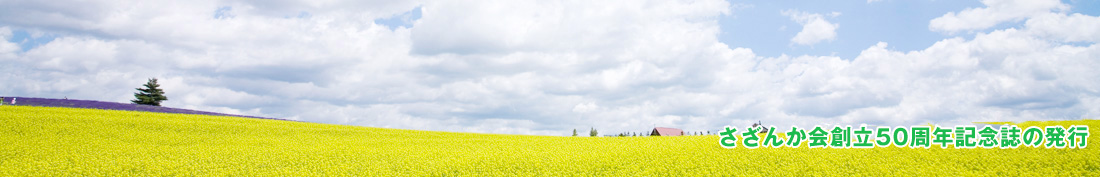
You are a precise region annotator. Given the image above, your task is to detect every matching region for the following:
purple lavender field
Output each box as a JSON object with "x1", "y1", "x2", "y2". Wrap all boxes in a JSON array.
[{"x1": 0, "y1": 96, "x2": 285, "y2": 121}]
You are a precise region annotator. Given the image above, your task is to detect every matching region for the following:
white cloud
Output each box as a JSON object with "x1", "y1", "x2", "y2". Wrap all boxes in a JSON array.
[
  {"x1": 410, "y1": 0, "x2": 729, "y2": 55},
  {"x1": 781, "y1": 9, "x2": 839, "y2": 46},
  {"x1": 1, "y1": 0, "x2": 1099, "y2": 136},
  {"x1": 0, "y1": 27, "x2": 18, "y2": 57},
  {"x1": 929, "y1": 0, "x2": 1067, "y2": 33},
  {"x1": 572, "y1": 102, "x2": 599, "y2": 113},
  {"x1": 1025, "y1": 13, "x2": 1100, "y2": 43}
]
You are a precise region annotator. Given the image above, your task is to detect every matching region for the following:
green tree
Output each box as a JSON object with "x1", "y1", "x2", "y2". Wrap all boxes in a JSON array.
[
  {"x1": 572, "y1": 129, "x2": 577, "y2": 136},
  {"x1": 132, "y1": 78, "x2": 168, "y2": 106},
  {"x1": 590, "y1": 128, "x2": 598, "y2": 137}
]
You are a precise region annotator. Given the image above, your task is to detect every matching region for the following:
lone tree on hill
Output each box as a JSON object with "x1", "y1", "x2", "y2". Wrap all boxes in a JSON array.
[
  {"x1": 572, "y1": 129, "x2": 578, "y2": 136},
  {"x1": 132, "y1": 78, "x2": 168, "y2": 106}
]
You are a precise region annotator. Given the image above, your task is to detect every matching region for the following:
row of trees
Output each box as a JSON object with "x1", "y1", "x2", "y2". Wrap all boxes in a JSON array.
[
  {"x1": 571, "y1": 128, "x2": 599, "y2": 137},
  {"x1": 612, "y1": 131, "x2": 711, "y2": 137},
  {"x1": 571, "y1": 128, "x2": 715, "y2": 137}
]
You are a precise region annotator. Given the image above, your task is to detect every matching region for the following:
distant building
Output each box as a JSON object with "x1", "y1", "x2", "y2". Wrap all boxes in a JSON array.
[
  {"x1": 751, "y1": 121, "x2": 768, "y2": 133},
  {"x1": 650, "y1": 127, "x2": 684, "y2": 136}
]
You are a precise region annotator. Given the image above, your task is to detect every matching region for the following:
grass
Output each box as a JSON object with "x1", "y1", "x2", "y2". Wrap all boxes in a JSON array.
[{"x1": 1, "y1": 105, "x2": 1098, "y2": 176}]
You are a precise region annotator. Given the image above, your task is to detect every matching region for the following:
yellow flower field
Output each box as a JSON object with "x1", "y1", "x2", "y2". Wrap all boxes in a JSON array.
[{"x1": 1, "y1": 106, "x2": 1097, "y2": 176}]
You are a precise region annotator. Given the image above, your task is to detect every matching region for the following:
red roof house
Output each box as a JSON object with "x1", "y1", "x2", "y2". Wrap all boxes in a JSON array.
[{"x1": 650, "y1": 127, "x2": 684, "y2": 136}]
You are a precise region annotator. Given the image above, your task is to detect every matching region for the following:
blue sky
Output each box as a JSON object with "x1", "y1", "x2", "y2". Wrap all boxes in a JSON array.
[
  {"x1": 2, "y1": 0, "x2": 1100, "y2": 136},
  {"x1": 721, "y1": 0, "x2": 979, "y2": 58},
  {"x1": 719, "y1": 0, "x2": 1099, "y2": 59},
  {"x1": 7, "y1": 29, "x2": 56, "y2": 52}
]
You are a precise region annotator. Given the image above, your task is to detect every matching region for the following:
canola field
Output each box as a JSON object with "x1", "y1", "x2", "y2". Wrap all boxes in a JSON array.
[{"x1": 1, "y1": 106, "x2": 1098, "y2": 176}]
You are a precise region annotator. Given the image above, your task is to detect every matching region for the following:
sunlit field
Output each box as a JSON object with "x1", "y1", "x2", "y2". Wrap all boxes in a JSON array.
[{"x1": 2, "y1": 106, "x2": 1097, "y2": 176}]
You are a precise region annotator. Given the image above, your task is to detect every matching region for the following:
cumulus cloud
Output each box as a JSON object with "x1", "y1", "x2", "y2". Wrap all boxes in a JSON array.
[
  {"x1": 929, "y1": 0, "x2": 1067, "y2": 33},
  {"x1": 0, "y1": 27, "x2": 18, "y2": 56},
  {"x1": 410, "y1": 0, "x2": 729, "y2": 55},
  {"x1": 2, "y1": 0, "x2": 1099, "y2": 136},
  {"x1": 1025, "y1": 13, "x2": 1100, "y2": 43},
  {"x1": 781, "y1": 9, "x2": 839, "y2": 46}
]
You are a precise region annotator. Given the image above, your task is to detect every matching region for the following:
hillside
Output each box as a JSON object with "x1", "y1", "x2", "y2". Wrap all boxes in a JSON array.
[
  {"x1": 0, "y1": 96, "x2": 280, "y2": 120},
  {"x1": 1, "y1": 106, "x2": 1097, "y2": 176}
]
